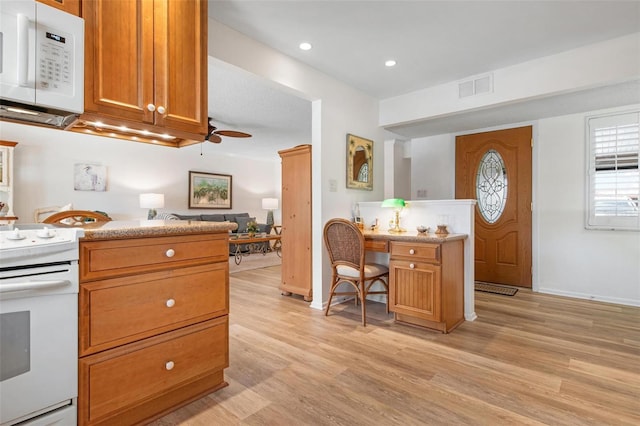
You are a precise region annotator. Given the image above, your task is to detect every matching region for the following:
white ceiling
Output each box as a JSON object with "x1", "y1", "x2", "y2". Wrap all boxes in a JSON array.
[
  {"x1": 206, "y1": 58, "x2": 312, "y2": 159},
  {"x1": 206, "y1": 0, "x2": 640, "y2": 154}
]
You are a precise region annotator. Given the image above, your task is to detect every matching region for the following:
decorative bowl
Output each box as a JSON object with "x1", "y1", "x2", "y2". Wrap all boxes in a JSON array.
[{"x1": 417, "y1": 225, "x2": 429, "y2": 234}]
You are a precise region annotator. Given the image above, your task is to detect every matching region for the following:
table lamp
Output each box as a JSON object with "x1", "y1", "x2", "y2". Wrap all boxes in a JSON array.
[
  {"x1": 382, "y1": 198, "x2": 406, "y2": 233},
  {"x1": 261, "y1": 198, "x2": 278, "y2": 226},
  {"x1": 139, "y1": 193, "x2": 164, "y2": 219}
]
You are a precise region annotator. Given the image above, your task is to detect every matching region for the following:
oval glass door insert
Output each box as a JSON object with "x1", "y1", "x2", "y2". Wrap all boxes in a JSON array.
[{"x1": 476, "y1": 149, "x2": 508, "y2": 223}]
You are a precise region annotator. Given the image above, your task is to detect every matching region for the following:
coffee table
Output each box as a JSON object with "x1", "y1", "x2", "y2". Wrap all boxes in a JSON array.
[{"x1": 229, "y1": 233, "x2": 282, "y2": 265}]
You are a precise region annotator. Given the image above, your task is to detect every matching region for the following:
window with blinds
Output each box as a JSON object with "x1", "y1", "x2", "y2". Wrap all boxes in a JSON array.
[{"x1": 586, "y1": 111, "x2": 640, "y2": 230}]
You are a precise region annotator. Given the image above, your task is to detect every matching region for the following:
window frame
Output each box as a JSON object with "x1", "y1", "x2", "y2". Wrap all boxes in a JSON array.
[{"x1": 585, "y1": 110, "x2": 640, "y2": 231}]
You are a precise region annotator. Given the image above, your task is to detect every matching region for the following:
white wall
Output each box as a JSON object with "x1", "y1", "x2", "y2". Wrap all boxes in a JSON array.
[
  {"x1": 410, "y1": 135, "x2": 456, "y2": 200},
  {"x1": 208, "y1": 19, "x2": 385, "y2": 309},
  {"x1": 407, "y1": 105, "x2": 640, "y2": 306},
  {"x1": 0, "y1": 122, "x2": 281, "y2": 224},
  {"x1": 536, "y1": 106, "x2": 640, "y2": 306}
]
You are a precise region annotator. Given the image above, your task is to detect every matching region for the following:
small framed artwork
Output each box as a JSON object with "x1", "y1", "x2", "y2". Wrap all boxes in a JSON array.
[
  {"x1": 189, "y1": 171, "x2": 232, "y2": 209},
  {"x1": 74, "y1": 164, "x2": 107, "y2": 191}
]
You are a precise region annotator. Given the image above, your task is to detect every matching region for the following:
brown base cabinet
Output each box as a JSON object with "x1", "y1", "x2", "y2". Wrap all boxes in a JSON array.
[
  {"x1": 389, "y1": 239, "x2": 464, "y2": 333},
  {"x1": 78, "y1": 233, "x2": 229, "y2": 425}
]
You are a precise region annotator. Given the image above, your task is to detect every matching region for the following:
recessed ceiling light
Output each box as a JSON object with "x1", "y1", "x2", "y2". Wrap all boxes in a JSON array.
[
  {"x1": 299, "y1": 42, "x2": 312, "y2": 51},
  {"x1": 385, "y1": 60, "x2": 397, "y2": 67}
]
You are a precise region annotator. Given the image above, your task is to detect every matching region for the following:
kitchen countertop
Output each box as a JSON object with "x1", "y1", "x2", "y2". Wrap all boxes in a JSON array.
[
  {"x1": 79, "y1": 220, "x2": 237, "y2": 240},
  {"x1": 362, "y1": 228, "x2": 467, "y2": 243}
]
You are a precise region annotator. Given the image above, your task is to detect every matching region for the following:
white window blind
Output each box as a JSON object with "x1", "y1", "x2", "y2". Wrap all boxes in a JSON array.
[{"x1": 586, "y1": 111, "x2": 640, "y2": 230}]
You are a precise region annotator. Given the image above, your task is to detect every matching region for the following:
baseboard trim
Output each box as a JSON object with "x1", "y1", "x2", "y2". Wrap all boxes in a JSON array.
[{"x1": 537, "y1": 287, "x2": 640, "y2": 307}]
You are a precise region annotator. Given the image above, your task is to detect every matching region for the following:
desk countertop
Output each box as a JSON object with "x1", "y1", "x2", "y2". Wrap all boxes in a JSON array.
[
  {"x1": 363, "y1": 229, "x2": 467, "y2": 243},
  {"x1": 80, "y1": 220, "x2": 237, "y2": 240}
]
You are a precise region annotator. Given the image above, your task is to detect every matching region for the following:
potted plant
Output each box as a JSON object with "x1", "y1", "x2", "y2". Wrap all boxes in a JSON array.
[{"x1": 246, "y1": 220, "x2": 259, "y2": 237}]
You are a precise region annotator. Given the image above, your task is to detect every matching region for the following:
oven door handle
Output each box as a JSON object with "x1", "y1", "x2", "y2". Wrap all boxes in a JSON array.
[{"x1": 0, "y1": 280, "x2": 72, "y2": 294}]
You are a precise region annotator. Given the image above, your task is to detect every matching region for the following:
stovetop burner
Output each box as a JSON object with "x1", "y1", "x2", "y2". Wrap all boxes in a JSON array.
[{"x1": 0, "y1": 225, "x2": 84, "y2": 268}]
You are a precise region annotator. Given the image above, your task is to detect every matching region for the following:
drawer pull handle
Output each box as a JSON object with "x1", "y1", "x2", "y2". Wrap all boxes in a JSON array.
[
  {"x1": 410, "y1": 263, "x2": 415, "y2": 269},
  {"x1": 157, "y1": 105, "x2": 166, "y2": 114},
  {"x1": 147, "y1": 103, "x2": 156, "y2": 112},
  {"x1": 165, "y1": 249, "x2": 175, "y2": 258},
  {"x1": 165, "y1": 361, "x2": 175, "y2": 371},
  {"x1": 166, "y1": 299, "x2": 175, "y2": 308},
  {"x1": 409, "y1": 249, "x2": 415, "y2": 255}
]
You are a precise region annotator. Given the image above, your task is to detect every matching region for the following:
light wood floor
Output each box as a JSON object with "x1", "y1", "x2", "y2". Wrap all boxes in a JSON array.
[{"x1": 151, "y1": 265, "x2": 640, "y2": 425}]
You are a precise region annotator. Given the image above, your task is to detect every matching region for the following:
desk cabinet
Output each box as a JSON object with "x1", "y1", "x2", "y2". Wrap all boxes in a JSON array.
[
  {"x1": 389, "y1": 239, "x2": 464, "y2": 333},
  {"x1": 78, "y1": 233, "x2": 229, "y2": 425}
]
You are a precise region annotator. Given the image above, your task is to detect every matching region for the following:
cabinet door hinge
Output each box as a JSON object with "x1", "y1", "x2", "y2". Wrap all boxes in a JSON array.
[{"x1": 531, "y1": 138, "x2": 534, "y2": 148}]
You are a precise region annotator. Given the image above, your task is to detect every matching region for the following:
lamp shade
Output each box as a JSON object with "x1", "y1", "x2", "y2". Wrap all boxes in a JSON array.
[
  {"x1": 139, "y1": 193, "x2": 165, "y2": 209},
  {"x1": 261, "y1": 198, "x2": 279, "y2": 210},
  {"x1": 381, "y1": 198, "x2": 405, "y2": 208}
]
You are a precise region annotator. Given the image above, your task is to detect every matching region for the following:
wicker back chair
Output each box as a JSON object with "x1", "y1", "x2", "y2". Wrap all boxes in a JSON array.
[
  {"x1": 42, "y1": 210, "x2": 112, "y2": 226},
  {"x1": 323, "y1": 218, "x2": 389, "y2": 326}
]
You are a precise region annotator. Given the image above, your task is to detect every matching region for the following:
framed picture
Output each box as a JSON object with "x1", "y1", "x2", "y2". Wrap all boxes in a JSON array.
[
  {"x1": 346, "y1": 134, "x2": 373, "y2": 190},
  {"x1": 74, "y1": 163, "x2": 107, "y2": 191},
  {"x1": 0, "y1": 148, "x2": 7, "y2": 188},
  {"x1": 189, "y1": 171, "x2": 232, "y2": 209}
]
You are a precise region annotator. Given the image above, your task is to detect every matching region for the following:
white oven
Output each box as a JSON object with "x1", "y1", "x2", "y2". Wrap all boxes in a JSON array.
[{"x1": 0, "y1": 226, "x2": 83, "y2": 426}]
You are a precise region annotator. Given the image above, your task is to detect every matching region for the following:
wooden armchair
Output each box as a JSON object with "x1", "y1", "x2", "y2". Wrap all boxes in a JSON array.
[
  {"x1": 42, "y1": 210, "x2": 112, "y2": 226},
  {"x1": 323, "y1": 218, "x2": 389, "y2": 326}
]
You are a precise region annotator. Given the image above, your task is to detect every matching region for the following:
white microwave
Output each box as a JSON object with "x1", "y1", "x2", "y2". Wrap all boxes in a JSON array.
[{"x1": 0, "y1": 0, "x2": 84, "y2": 128}]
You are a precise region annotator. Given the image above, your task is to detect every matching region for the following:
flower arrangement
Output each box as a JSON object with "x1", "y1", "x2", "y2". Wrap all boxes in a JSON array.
[{"x1": 246, "y1": 220, "x2": 259, "y2": 234}]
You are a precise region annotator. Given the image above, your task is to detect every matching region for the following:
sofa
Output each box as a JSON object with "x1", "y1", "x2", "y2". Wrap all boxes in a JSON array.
[{"x1": 171, "y1": 212, "x2": 272, "y2": 254}]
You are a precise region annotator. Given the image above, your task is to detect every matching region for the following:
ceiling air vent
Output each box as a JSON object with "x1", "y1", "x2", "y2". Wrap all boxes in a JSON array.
[{"x1": 458, "y1": 73, "x2": 493, "y2": 98}]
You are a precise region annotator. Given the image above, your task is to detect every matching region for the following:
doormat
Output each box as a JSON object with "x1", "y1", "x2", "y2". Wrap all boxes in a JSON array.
[{"x1": 475, "y1": 281, "x2": 518, "y2": 296}]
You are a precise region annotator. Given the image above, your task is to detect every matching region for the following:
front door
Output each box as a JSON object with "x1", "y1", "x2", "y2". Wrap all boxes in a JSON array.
[{"x1": 455, "y1": 126, "x2": 532, "y2": 287}]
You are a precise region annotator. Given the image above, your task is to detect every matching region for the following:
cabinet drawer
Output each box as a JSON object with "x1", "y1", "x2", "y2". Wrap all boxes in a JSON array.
[
  {"x1": 80, "y1": 263, "x2": 228, "y2": 355},
  {"x1": 80, "y1": 234, "x2": 228, "y2": 281},
  {"x1": 364, "y1": 238, "x2": 389, "y2": 253},
  {"x1": 390, "y1": 241, "x2": 440, "y2": 263},
  {"x1": 79, "y1": 317, "x2": 228, "y2": 425}
]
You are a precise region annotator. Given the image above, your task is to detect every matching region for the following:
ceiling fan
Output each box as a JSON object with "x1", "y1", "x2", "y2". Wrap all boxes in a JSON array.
[{"x1": 205, "y1": 118, "x2": 252, "y2": 143}]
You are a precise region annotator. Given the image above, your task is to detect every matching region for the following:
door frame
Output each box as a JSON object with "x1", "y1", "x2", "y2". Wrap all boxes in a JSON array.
[{"x1": 453, "y1": 122, "x2": 539, "y2": 292}]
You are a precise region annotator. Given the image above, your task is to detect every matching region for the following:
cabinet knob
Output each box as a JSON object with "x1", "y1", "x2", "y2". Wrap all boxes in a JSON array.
[
  {"x1": 165, "y1": 249, "x2": 175, "y2": 258},
  {"x1": 157, "y1": 105, "x2": 166, "y2": 114},
  {"x1": 409, "y1": 249, "x2": 415, "y2": 255},
  {"x1": 147, "y1": 103, "x2": 156, "y2": 112},
  {"x1": 166, "y1": 298, "x2": 175, "y2": 308},
  {"x1": 410, "y1": 263, "x2": 415, "y2": 269},
  {"x1": 165, "y1": 361, "x2": 175, "y2": 371}
]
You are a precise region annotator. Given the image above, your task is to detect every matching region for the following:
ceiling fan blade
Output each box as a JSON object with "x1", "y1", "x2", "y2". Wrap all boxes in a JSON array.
[
  {"x1": 214, "y1": 130, "x2": 252, "y2": 138},
  {"x1": 209, "y1": 134, "x2": 222, "y2": 143}
]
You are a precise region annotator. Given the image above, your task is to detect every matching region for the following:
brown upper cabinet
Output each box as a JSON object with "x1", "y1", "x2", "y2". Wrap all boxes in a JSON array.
[
  {"x1": 37, "y1": 0, "x2": 81, "y2": 16},
  {"x1": 80, "y1": 0, "x2": 208, "y2": 146}
]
